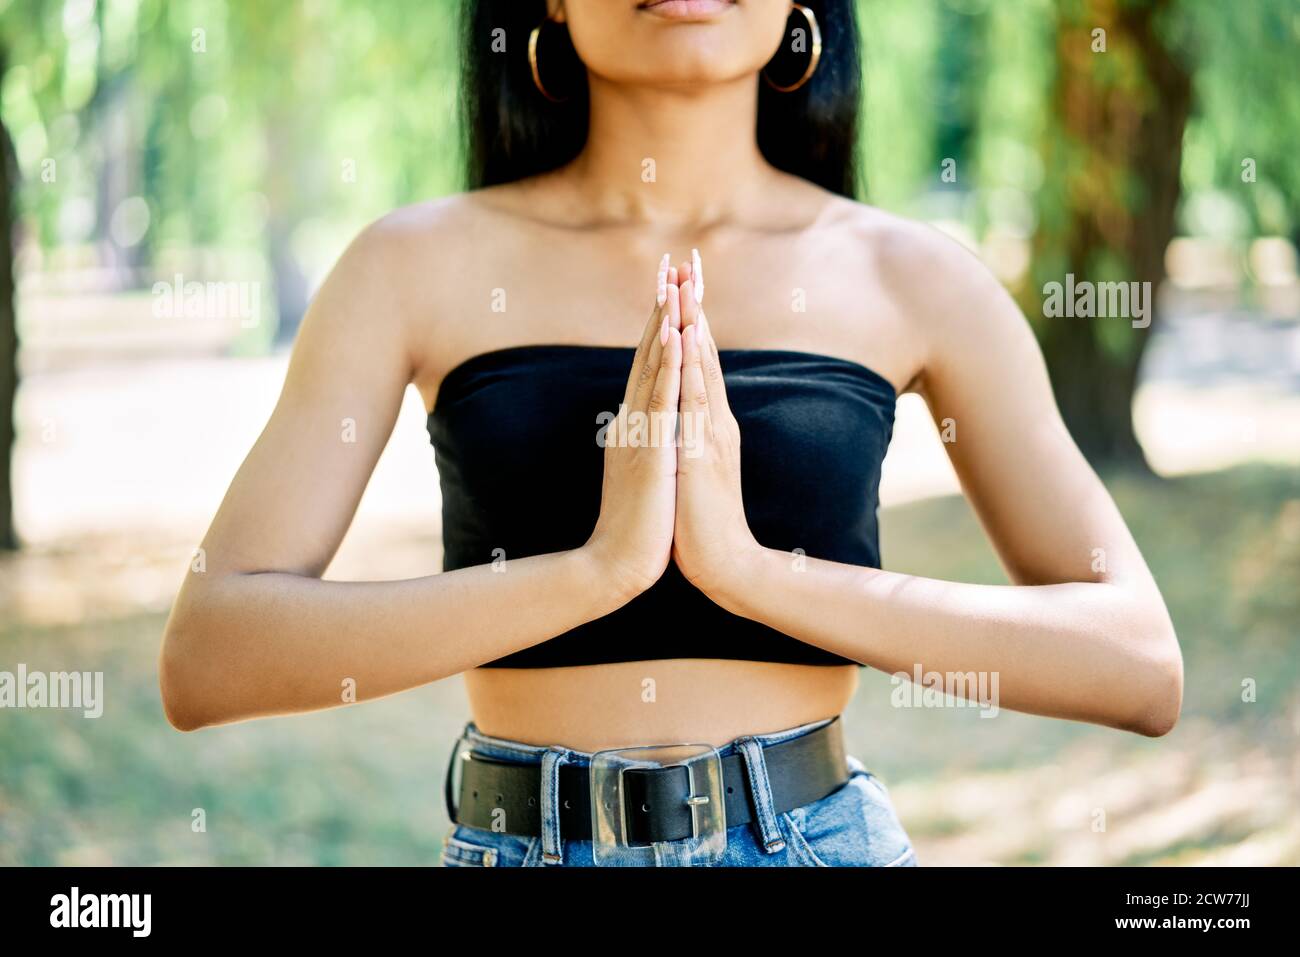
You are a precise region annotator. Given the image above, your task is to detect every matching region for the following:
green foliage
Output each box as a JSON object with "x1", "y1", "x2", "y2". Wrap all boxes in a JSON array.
[
  {"x1": 857, "y1": 0, "x2": 944, "y2": 208},
  {"x1": 1176, "y1": 0, "x2": 1300, "y2": 237},
  {"x1": 1, "y1": 0, "x2": 461, "y2": 262},
  {"x1": 3, "y1": 0, "x2": 1293, "y2": 257}
]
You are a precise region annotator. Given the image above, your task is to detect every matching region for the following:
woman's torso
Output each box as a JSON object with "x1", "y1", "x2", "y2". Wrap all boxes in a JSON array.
[{"x1": 405, "y1": 171, "x2": 927, "y2": 751}]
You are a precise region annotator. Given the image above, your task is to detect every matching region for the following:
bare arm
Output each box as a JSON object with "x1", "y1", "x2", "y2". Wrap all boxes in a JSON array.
[
  {"x1": 676, "y1": 239, "x2": 1183, "y2": 737},
  {"x1": 159, "y1": 221, "x2": 682, "y2": 731}
]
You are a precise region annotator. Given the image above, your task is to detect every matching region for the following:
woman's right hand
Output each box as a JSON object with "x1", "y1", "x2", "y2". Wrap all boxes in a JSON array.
[{"x1": 583, "y1": 256, "x2": 684, "y2": 600}]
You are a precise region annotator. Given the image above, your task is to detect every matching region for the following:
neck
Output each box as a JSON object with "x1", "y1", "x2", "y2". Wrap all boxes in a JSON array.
[{"x1": 567, "y1": 74, "x2": 771, "y2": 226}]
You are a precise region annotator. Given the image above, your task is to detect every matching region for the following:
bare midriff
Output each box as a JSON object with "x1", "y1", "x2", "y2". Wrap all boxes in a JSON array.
[{"x1": 464, "y1": 658, "x2": 859, "y2": 752}]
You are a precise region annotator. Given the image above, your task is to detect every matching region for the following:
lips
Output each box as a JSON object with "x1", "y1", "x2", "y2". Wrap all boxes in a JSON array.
[{"x1": 637, "y1": 0, "x2": 738, "y2": 21}]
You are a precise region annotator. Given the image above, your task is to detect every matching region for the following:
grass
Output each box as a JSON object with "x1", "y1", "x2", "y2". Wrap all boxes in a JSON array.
[
  {"x1": 859, "y1": 465, "x2": 1300, "y2": 864},
  {"x1": 1, "y1": 464, "x2": 1297, "y2": 865}
]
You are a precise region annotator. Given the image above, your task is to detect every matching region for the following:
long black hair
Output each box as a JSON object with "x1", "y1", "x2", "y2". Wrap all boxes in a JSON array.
[{"x1": 460, "y1": 0, "x2": 862, "y2": 197}]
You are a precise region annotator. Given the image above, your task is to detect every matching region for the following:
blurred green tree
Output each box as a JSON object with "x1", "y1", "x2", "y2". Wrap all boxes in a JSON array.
[
  {"x1": 1, "y1": 0, "x2": 86, "y2": 549},
  {"x1": 1178, "y1": 0, "x2": 1300, "y2": 242},
  {"x1": 1, "y1": 43, "x2": 14, "y2": 549},
  {"x1": 1026, "y1": 0, "x2": 1192, "y2": 468},
  {"x1": 1015, "y1": 0, "x2": 1297, "y2": 468}
]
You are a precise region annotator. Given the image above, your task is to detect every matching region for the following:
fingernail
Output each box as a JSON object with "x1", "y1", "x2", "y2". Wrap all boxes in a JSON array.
[
  {"x1": 659, "y1": 314, "x2": 670, "y2": 345},
  {"x1": 692, "y1": 248, "x2": 703, "y2": 303},
  {"x1": 656, "y1": 253, "x2": 670, "y2": 306}
]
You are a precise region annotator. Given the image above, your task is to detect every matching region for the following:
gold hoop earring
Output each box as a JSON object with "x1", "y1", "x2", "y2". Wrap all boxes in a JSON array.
[
  {"x1": 529, "y1": 19, "x2": 569, "y2": 103},
  {"x1": 763, "y1": 3, "x2": 822, "y2": 93}
]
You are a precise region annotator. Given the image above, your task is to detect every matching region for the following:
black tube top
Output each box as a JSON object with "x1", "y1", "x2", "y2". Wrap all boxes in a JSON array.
[{"x1": 426, "y1": 344, "x2": 896, "y2": 668}]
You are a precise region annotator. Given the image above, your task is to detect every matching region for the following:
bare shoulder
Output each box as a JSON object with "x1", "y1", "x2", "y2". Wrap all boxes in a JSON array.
[
  {"x1": 831, "y1": 197, "x2": 1013, "y2": 318},
  {"x1": 819, "y1": 196, "x2": 1037, "y2": 386},
  {"x1": 324, "y1": 189, "x2": 531, "y2": 334},
  {"x1": 333, "y1": 185, "x2": 567, "y2": 403},
  {"x1": 346, "y1": 192, "x2": 495, "y2": 270},
  {"x1": 345, "y1": 178, "x2": 562, "y2": 279},
  {"x1": 349, "y1": 184, "x2": 546, "y2": 259},
  {"x1": 760, "y1": 179, "x2": 1024, "y2": 393},
  {"x1": 326, "y1": 196, "x2": 460, "y2": 306}
]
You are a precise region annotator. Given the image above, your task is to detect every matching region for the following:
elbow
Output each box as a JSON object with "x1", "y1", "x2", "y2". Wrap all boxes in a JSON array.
[
  {"x1": 1124, "y1": 633, "x2": 1184, "y2": 738},
  {"x1": 162, "y1": 702, "x2": 205, "y2": 734},
  {"x1": 159, "y1": 609, "x2": 215, "y2": 733}
]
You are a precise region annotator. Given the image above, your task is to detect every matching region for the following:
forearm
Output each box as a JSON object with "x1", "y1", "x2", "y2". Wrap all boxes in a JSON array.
[
  {"x1": 708, "y1": 546, "x2": 1182, "y2": 736},
  {"x1": 160, "y1": 547, "x2": 625, "y2": 730}
]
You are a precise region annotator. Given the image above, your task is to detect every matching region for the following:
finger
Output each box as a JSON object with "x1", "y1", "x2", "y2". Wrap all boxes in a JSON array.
[
  {"x1": 629, "y1": 302, "x2": 671, "y2": 412},
  {"x1": 623, "y1": 259, "x2": 674, "y2": 407},
  {"x1": 678, "y1": 260, "x2": 701, "y2": 332},
  {"x1": 679, "y1": 323, "x2": 712, "y2": 438},
  {"x1": 692, "y1": 247, "x2": 704, "y2": 304},
  {"x1": 637, "y1": 270, "x2": 686, "y2": 413},
  {"x1": 655, "y1": 252, "x2": 671, "y2": 306},
  {"x1": 631, "y1": 270, "x2": 681, "y2": 411},
  {"x1": 696, "y1": 309, "x2": 731, "y2": 416},
  {"x1": 647, "y1": 325, "x2": 682, "y2": 420},
  {"x1": 664, "y1": 268, "x2": 682, "y2": 332},
  {"x1": 623, "y1": 303, "x2": 662, "y2": 407}
]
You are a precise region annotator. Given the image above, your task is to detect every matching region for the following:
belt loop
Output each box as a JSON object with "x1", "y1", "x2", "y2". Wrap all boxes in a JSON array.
[
  {"x1": 539, "y1": 747, "x2": 573, "y2": 865},
  {"x1": 735, "y1": 736, "x2": 787, "y2": 854}
]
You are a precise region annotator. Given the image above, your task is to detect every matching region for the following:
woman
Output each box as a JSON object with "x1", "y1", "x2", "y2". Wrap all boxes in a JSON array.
[{"x1": 158, "y1": 0, "x2": 1183, "y2": 868}]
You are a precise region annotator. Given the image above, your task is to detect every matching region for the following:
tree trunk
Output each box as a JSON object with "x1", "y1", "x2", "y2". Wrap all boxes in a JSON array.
[
  {"x1": 263, "y1": 114, "x2": 312, "y2": 347},
  {"x1": 1029, "y1": 0, "x2": 1192, "y2": 471},
  {"x1": 0, "y1": 45, "x2": 19, "y2": 549}
]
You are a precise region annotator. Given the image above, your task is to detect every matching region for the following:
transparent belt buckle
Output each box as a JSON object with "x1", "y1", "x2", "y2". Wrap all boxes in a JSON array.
[{"x1": 589, "y1": 742, "x2": 727, "y2": 867}]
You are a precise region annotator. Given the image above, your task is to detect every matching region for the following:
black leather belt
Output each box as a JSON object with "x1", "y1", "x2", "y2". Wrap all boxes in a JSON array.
[{"x1": 445, "y1": 717, "x2": 849, "y2": 845}]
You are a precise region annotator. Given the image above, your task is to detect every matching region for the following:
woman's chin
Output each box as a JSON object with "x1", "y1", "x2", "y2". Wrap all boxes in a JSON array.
[{"x1": 599, "y1": 51, "x2": 756, "y2": 88}]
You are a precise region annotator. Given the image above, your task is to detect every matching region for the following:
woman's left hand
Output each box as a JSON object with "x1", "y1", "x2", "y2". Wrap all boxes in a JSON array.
[{"x1": 671, "y1": 257, "x2": 763, "y2": 595}]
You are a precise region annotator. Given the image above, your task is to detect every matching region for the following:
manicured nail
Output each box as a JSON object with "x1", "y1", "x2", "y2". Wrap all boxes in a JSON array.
[
  {"x1": 659, "y1": 313, "x2": 670, "y2": 345},
  {"x1": 656, "y1": 253, "x2": 670, "y2": 306},
  {"x1": 692, "y1": 248, "x2": 703, "y2": 303}
]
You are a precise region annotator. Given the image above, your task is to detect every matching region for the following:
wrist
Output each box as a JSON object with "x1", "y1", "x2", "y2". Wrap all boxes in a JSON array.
[
  {"x1": 575, "y1": 539, "x2": 656, "y2": 611},
  {"x1": 698, "y1": 540, "x2": 773, "y2": 614}
]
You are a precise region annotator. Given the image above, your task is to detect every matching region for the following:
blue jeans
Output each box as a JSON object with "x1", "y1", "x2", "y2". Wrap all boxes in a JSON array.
[{"x1": 440, "y1": 716, "x2": 918, "y2": 867}]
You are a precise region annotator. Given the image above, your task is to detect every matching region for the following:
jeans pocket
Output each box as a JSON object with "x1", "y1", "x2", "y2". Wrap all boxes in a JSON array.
[
  {"x1": 781, "y1": 758, "x2": 917, "y2": 867},
  {"x1": 440, "y1": 826, "x2": 540, "y2": 867}
]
